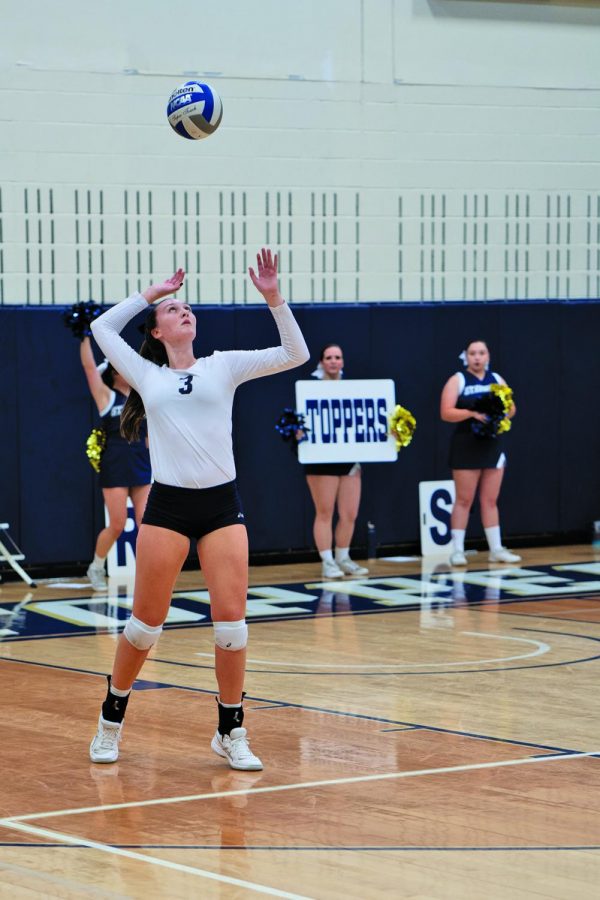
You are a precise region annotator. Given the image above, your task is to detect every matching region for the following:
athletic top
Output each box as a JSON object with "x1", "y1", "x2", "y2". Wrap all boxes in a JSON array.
[
  {"x1": 454, "y1": 369, "x2": 503, "y2": 433},
  {"x1": 99, "y1": 388, "x2": 148, "y2": 445},
  {"x1": 91, "y1": 293, "x2": 309, "y2": 488},
  {"x1": 97, "y1": 387, "x2": 151, "y2": 487},
  {"x1": 99, "y1": 389, "x2": 127, "y2": 438}
]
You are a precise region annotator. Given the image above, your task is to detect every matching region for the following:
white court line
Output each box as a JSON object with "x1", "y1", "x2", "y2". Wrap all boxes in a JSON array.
[
  {"x1": 0, "y1": 822, "x2": 310, "y2": 900},
  {"x1": 197, "y1": 631, "x2": 550, "y2": 669},
  {"x1": 3, "y1": 750, "x2": 598, "y2": 825},
  {"x1": 2, "y1": 752, "x2": 597, "y2": 899}
]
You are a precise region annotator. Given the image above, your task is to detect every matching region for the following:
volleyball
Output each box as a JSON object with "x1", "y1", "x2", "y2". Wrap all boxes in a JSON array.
[{"x1": 166, "y1": 81, "x2": 223, "y2": 140}]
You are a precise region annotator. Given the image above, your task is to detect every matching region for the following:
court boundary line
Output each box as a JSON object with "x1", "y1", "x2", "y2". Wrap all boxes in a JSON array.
[
  {"x1": 0, "y1": 751, "x2": 598, "y2": 894},
  {"x1": 2, "y1": 750, "x2": 597, "y2": 825},
  {"x1": 3, "y1": 574, "x2": 598, "y2": 893}
]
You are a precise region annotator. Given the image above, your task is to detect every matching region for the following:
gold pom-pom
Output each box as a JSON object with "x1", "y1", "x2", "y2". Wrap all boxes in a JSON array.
[
  {"x1": 389, "y1": 405, "x2": 417, "y2": 451},
  {"x1": 490, "y1": 383, "x2": 514, "y2": 434},
  {"x1": 86, "y1": 428, "x2": 106, "y2": 473}
]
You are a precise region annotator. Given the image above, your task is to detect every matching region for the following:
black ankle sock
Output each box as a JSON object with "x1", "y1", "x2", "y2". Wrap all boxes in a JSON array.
[
  {"x1": 102, "y1": 674, "x2": 130, "y2": 724},
  {"x1": 217, "y1": 695, "x2": 244, "y2": 736}
]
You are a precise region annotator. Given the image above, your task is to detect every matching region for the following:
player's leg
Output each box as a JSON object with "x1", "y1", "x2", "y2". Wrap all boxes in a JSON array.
[
  {"x1": 197, "y1": 524, "x2": 262, "y2": 770},
  {"x1": 90, "y1": 524, "x2": 189, "y2": 763}
]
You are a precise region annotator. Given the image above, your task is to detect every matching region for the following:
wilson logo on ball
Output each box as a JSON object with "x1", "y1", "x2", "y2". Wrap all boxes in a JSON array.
[{"x1": 167, "y1": 81, "x2": 223, "y2": 141}]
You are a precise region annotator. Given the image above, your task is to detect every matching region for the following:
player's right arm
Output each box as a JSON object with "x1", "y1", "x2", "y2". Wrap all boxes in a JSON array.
[{"x1": 91, "y1": 271, "x2": 184, "y2": 391}]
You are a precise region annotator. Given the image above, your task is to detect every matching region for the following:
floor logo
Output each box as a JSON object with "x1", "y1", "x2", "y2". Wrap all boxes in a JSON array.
[{"x1": 1, "y1": 562, "x2": 599, "y2": 641}]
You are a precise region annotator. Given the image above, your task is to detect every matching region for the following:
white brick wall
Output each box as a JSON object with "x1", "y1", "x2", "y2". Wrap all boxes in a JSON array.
[{"x1": 1, "y1": 0, "x2": 599, "y2": 304}]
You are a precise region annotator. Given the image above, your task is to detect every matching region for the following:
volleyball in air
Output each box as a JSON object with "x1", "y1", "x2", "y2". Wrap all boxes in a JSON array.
[{"x1": 166, "y1": 81, "x2": 223, "y2": 140}]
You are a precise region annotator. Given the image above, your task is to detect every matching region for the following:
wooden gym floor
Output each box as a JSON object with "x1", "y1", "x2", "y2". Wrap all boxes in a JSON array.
[{"x1": 0, "y1": 544, "x2": 599, "y2": 898}]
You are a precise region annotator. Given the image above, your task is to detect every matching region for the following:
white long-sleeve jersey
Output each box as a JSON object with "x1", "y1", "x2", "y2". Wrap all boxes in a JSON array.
[{"x1": 91, "y1": 293, "x2": 309, "y2": 488}]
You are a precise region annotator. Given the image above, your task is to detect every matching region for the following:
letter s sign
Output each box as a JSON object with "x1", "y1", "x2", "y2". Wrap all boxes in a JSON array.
[
  {"x1": 429, "y1": 489, "x2": 452, "y2": 545},
  {"x1": 418, "y1": 480, "x2": 456, "y2": 556}
]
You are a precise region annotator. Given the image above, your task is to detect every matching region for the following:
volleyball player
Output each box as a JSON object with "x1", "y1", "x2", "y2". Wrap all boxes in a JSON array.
[{"x1": 88, "y1": 249, "x2": 309, "y2": 770}]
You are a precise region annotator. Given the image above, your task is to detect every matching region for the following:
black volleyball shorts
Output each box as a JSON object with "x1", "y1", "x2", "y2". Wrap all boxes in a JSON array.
[
  {"x1": 141, "y1": 480, "x2": 245, "y2": 540},
  {"x1": 303, "y1": 462, "x2": 360, "y2": 476}
]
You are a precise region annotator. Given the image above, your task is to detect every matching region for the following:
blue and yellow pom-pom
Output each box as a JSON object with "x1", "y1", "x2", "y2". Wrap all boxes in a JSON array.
[{"x1": 472, "y1": 384, "x2": 514, "y2": 438}]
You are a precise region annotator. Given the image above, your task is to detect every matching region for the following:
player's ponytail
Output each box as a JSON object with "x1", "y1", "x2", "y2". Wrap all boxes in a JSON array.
[{"x1": 120, "y1": 307, "x2": 168, "y2": 442}]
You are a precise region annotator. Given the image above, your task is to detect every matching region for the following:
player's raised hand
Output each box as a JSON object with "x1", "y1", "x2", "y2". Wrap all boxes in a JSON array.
[
  {"x1": 143, "y1": 269, "x2": 185, "y2": 304},
  {"x1": 249, "y1": 249, "x2": 283, "y2": 307}
]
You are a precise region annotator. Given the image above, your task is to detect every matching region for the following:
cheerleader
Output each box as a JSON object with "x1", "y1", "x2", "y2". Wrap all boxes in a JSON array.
[
  {"x1": 79, "y1": 337, "x2": 151, "y2": 590},
  {"x1": 303, "y1": 344, "x2": 368, "y2": 579},
  {"x1": 440, "y1": 339, "x2": 520, "y2": 567},
  {"x1": 88, "y1": 249, "x2": 309, "y2": 770}
]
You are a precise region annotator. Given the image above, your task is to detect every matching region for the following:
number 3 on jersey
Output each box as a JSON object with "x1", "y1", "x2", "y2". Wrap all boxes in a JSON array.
[{"x1": 178, "y1": 375, "x2": 193, "y2": 395}]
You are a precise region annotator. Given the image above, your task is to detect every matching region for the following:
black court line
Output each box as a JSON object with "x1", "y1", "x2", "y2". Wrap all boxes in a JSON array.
[
  {"x1": 0, "y1": 654, "x2": 584, "y2": 757},
  {"x1": 1, "y1": 843, "x2": 599, "y2": 852},
  {"x1": 10, "y1": 613, "x2": 600, "y2": 679},
  {"x1": 0, "y1": 655, "x2": 220, "y2": 695},
  {"x1": 498, "y1": 611, "x2": 600, "y2": 627},
  {"x1": 380, "y1": 726, "x2": 421, "y2": 732},
  {"x1": 516, "y1": 626, "x2": 600, "y2": 643},
  {"x1": 249, "y1": 703, "x2": 288, "y2": 710}
]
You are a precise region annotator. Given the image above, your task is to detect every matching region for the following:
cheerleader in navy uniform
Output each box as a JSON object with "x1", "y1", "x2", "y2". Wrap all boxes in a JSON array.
[
  {"x1": 303, "y1": 343, "x2": 368, "y2": 579},
  {"x1": 440, "y1": 339, "x2": 520, "y2": 567},
  {"x1": 80, "y1": 337, "x2": 152, "y2": 590}
]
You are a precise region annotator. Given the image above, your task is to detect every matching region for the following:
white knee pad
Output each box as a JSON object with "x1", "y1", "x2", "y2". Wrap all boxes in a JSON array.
[
  {"x1": 123, "y1": 614, "x2": 163, "y2": 650},
  {"x1": 214, "y1": 619, "x2": 248, "y2": 651}
]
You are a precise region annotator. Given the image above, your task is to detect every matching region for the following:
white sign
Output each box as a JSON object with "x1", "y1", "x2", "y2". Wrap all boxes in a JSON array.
[
  {"x1": 105, "y1": 497, "x2": 138, "y2": 577},
  {"x1": 295, "y1": 379, "x2": 398, "y2": 463},
  {"x1": 419, "y1": 480, "x2": 455, "y2": 556}
]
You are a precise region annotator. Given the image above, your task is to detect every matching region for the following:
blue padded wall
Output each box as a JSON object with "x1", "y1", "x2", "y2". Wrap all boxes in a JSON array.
[{"x1": 0, "y1": 301, "x2": 598, "y2": 566}]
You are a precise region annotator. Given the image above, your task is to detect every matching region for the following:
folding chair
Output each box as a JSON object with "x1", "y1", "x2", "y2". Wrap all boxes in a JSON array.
[{"x1": 0, "y1": 523, "x2": 37, "y2": 587}]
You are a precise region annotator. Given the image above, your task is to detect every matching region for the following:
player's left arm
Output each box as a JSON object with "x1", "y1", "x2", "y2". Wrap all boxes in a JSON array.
[{"x1": 223, "y1": 249, "x2": 309, "y2": 385}]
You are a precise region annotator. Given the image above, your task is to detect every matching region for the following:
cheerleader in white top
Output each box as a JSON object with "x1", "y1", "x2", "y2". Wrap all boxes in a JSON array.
[
  {"x1": 88, "y1": 249, "x2": 309, "y2": 770},
  {"x1": 440, "y1": 339, "x2": 521, "y2": 568}
]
